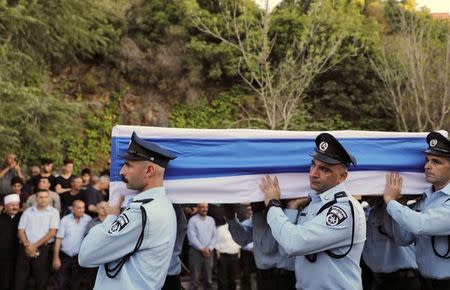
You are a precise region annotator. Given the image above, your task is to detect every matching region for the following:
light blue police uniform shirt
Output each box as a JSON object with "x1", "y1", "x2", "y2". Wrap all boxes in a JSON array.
[
  {"x1": 227, "y1": 211, "x2": 295, "y2": 271},
  {"x1": 79, "y1": 187, "x2": 177, "y2": 290},
  {"x1": 167, "y1": 204, "x2": 187, "y2": 276},
  {"x1": 267, "y1": 183, "x2": 366, "y2": 290},
  {"x1": 387, "y1": 182, "x2": 450, "y2": 279},
  {"x1": 57, "y1": 213, "x2": 92, "y2": 257},
  {"x1": 187, "y1": 213, "x2": 216, "y2": 251},
  {"x1": 362, "y1": 202, "x2": 417, "y2": 273}
]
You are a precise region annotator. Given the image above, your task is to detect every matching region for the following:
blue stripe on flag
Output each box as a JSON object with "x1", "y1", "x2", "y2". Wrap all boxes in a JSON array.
[{"x1": 110, "y1": 136, "x2": 427, "y2": 182}]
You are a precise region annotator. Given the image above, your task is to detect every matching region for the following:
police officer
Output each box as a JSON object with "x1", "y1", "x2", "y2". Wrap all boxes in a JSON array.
[
  {"x1": 260, "y1": 132, "x2": 366, "y2": 289},
  {"x1": 79, "y1": 132, "x2": 177, "y2": 290},
  {"x1": 362, "y1": 197, "x2": 420, "y2": 290},
  {"x1": 383, "y1": 131, "x2": 450, "y2": 290},
  {"x1": 225, "y1": 202, "x2": 296, "y2": 290}
]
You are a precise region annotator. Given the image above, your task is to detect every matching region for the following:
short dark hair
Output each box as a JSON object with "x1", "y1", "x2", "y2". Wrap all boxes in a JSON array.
[
  {"x1": 38, "y1": 176, "x2": 50, "y2": 182},
  {"x1": 36, "y1": 189, "x2": 49, "y2": 197},
  {"x1": 10, "y1": 176, "x2": 23, "y2": 186},
  {"x1": 81, "y1": 168, "x2": 91, "y2": 175},
  {"x1": 40, "y1": 158, "x2": 53, "y2": 165},
  {"x1": 71, "y1": 175, "x2": 82, "y2": 182},
  {"x1": 63, "y1": 159, "x2": 74, "y2": 165}
]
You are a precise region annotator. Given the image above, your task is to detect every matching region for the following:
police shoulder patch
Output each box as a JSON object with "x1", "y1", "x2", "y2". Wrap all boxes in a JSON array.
[
  {"x1": 325, "y1": 206, "x2": 348, "y2": 227},
  {"x1": 108, "y1": 213, "x2": 130, "y2": 234}
]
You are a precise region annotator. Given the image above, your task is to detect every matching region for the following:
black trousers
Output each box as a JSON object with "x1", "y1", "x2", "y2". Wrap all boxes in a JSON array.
[
  {"x1": 83, "y1": 267, "x2": 99, "y2": 290},
  {"x1": 0, "y1": 259, "x2": 15, "y2": 290},
  {"x1": 239, "y1": 250, "x2": 255, "y2": 290},
  {"x1": 421, "y1": 277, "x2": 450, "y2": 290},
  {"x1": 217, "y1": 253, "x2": 239, "y2": 290},
  {"x1": 257, "y1": 268, "x2": 296, "y2": 290},
  {"x1": 53, "y1": 253, "x2": 82, "y2": 290},
  {"x1": 162, "y1": 275, "x2": 182, "y2": 290},
  {"x1": 372, "y1": 269, "x2": 421, "y2": 290},
  {"x1": 15, "y1": 244, "x2": 51, "y2": 290}
]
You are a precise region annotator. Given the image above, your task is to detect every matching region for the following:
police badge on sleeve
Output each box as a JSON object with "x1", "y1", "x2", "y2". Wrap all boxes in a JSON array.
[
  {"x1": 326, "y1": 206, "x2": 348, "y2": 226},
  {"x1": 108, "y1": 213, "x2": 130, "y2": 234}
]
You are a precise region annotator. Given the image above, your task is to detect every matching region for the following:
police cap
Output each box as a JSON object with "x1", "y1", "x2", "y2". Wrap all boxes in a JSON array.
[
  {"x1": 424, "y1": 131, "x2": 450, "y2": 157},
  {"x1": 310, "y1": 133, "x2": 357, "y2": 166},
  {"x1": 122, "y1": 132, "x2": 177, "y2": 168}
]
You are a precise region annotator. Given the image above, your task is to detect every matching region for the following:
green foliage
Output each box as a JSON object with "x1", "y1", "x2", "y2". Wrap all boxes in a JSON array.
[
  {"x1": 127, "y1": 0, "x2": 188, "y2": 46},
  {"x1": 169, "y1": 87, "x2": 353, "y2": 131},
  {"x1": 64, "y1": 91, "x2": 123, "y2": 172},
  {"x1": 184, "y1": 0, "x2": 261, "y2": 83},
  {"x1": 170, "y1": 88, "x2": 246, "y2": 128},
  {"x1": 185, "y1": 38, "x2": 241, "y2": 80},
  {"x1": 0, "y1": 82, "x2": 81, "y2": 166},
  {"x1": 306, "y1": 54, "x2": 395, "y2": 130},
  {"x1": 0, "y1": 0, "x2": 121, "y2": 64}
]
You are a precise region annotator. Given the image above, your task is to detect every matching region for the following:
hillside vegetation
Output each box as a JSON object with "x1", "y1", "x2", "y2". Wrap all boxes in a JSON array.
[{"x1": 0, "y1": 0, "x2": 448, "y2": 171}]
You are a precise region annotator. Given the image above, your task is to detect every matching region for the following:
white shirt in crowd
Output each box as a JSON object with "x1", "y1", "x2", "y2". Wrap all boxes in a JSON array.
[
  {"x1": 18, "y1": 205, "x2": 60, "y2": 243},
  {"x1": 215, "y1": 223, "x2": 240, "y2": 255}
]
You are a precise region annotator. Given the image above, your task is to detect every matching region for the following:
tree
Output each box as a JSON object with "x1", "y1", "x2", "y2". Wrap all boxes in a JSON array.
[
  {"x1": 187, "y1": 0, "x2": 366, "y2": 130},
  {"x1": 0, "y1": 0, "x2": 119, "y2": 65},
  {"x1": 371, "y1": 9, "x2": 450, "y2": 131}
]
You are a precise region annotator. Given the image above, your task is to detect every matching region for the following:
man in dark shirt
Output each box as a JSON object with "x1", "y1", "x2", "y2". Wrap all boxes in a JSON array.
[
  {"x1": 22, "y1": 165, "x2": 40, "y2": 195},
  {"x1": 55, "y1": 159, "x2": 74, "y2": 195},
  {"x1": 60, "y1": 176, "x2": 85, "y2": 216},
  {"x1": 0, "y1": 194, "x2": 21, "y2": 290},
  {"x1": 29, "y1": 158, "x2": 57, "y2": 193},
  {"x1": 80, "y1": 168, "x2": 91, "y2": 190},
  {"x1": 84, "y1": 176, "x2": 109, "y2": 217}
]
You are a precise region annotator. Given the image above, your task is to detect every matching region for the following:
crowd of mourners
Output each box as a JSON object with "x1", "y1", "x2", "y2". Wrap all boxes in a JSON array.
[{"x1": 0, "y1": 154, "x2": 112, "y2": 290}]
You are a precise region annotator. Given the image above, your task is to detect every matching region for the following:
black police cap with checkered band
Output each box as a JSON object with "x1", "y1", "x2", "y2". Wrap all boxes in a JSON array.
[
  {"x1": 425, "y1": 131, "x2": 450, "y2": 158},
  {"x1": 309, "y1": 133, "x2": 357, "y2": 166},
  {"x1": 121, "y1": 132, "x2": 177, "y2": 168}
]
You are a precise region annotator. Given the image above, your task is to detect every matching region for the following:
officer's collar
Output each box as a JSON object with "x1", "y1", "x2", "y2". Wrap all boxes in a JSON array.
[
  {"x1": 432, "y1": 182, "x2": 450, "y2": 196},
  {"x1": 316, "y1": 183, "x2": 347, "y2": 204},
  {"x1": 132, "y1": 186, "x2": 166, "y2": 202},
  {"x1": 443, "y1": 183, "x2": 450, "y2": 196}
]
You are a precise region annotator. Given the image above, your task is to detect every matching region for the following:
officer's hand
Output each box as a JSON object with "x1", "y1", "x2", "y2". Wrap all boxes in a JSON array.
[
  {"x1": 52, "y1": 256, "x2": 61, "y2": 270},
  {"x1": 383, "y1": 172, "x2": 403, "y2": 204},
  {"x1": 260, "y1": 175, "x2": 281, "y2": 206},
  {"x1": 223, "y1": 204, "x2": 237, "y2": 220},
  {"x1": 286, "y1": 197, "x2": 311, "y2": 210},
  {"x1": 105, "y1": 194, "x2": 125, "y2": 216}
]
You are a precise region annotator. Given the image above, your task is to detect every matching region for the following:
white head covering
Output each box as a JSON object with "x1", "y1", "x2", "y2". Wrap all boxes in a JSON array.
[{"x1": 4, "y1": 194, "x2": 20, "y2": 205}]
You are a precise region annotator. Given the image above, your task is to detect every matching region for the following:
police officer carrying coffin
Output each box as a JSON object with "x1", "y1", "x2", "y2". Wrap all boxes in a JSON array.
[
  {"x1": 362, "y1": 196, "x2": 420, "y2": 290},
  {"x1": 79, "y1": 132, "x2": 177, "y2": 290},
  {"x1": 383, "y1": 131, "x2": 450, "y2": 290},
  {"x1": 225, "y1": 202, "x2": 296, "y2": 290},
  {"x1": 260, "y1": 133, "x2": 366, "y2": 290}
]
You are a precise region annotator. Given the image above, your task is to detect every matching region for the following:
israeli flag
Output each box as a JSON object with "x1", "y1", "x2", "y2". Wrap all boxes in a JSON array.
[{"x1": 110, "y1": 125, "x2": 443, "y2": 204}]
